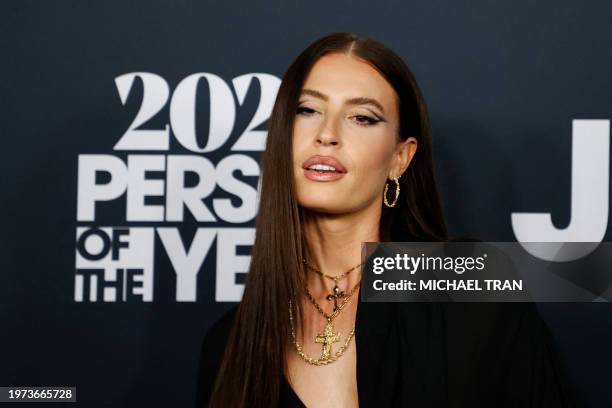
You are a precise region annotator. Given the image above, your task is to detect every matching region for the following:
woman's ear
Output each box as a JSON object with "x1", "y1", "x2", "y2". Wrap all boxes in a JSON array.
[{"x1": 391, "y1": 136, "x2": 417, "y2": 178}]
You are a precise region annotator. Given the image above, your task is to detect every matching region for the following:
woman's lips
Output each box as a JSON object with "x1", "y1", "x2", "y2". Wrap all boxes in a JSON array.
[{"x1": 302, "y1": 168, "x2": 346, "y2": 181}]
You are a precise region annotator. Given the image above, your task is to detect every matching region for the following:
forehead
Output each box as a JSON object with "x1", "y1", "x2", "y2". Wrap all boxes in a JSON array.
[{"x1": 301, "y1": 53, "x2": 398, "y2": 112}]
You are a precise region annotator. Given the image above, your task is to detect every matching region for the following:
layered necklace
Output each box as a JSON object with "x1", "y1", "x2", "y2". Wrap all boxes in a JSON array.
[{"x1": 288, "y1": 259, "x2": 364, "y2": 365}]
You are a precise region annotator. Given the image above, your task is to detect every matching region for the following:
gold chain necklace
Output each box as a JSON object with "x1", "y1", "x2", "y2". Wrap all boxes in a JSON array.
[
  {"x1": 302, "y1": 258, "x2": 363, "y2": 280},
  {"x1": 302, "y1": 258, "x2": 364, "y2": 312},
  {"x1": 289, "y1": 279, "x2": 361, "y2": 366}
]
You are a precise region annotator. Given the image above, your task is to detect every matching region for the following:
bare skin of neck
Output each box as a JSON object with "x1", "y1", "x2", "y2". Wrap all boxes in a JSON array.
[
  {"x1": 301, "y1": 200, "x2": 381, "y2": 295},
  {"x1": 286, "y1": 201, "x2": 381, "y2": 407}
]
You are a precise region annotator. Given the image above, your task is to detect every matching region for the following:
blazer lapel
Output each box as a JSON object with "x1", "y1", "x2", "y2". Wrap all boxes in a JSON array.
[
  {"x1": 355, "y1": 297, "x2": 402, "y2": 407},
  {"x1": 355, "y1": 297, "x2": 448, "y2": 407}
]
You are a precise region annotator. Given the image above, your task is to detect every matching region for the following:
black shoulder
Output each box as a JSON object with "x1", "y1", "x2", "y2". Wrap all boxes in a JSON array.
[
  {"x1": 195, "y1": 305, "x2": 239, "y2": 408},
  {"x1": 442, "y1": 302, "x2": 575, "y2": 407}
]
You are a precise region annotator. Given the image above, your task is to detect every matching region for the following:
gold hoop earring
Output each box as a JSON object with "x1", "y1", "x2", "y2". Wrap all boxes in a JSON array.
[{"x1": 384, "y1": 177, "x2": 400, "y2": 208}]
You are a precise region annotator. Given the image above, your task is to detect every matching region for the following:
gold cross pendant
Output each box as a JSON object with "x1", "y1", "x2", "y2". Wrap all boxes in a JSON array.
[
  {"x1": 315, "y1": 321, "x2": 341, "y2": 361},
  {"x1": 325, "y1": 283, "x2": 346, "y2": 312}
]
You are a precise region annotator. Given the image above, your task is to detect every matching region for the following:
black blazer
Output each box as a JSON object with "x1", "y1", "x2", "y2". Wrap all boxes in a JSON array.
[{"x1": 196, "y1": 299, "x2": 576, "y2": 407}]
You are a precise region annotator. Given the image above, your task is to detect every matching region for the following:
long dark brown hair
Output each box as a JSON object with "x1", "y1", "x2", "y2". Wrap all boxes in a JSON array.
[{"x1": 208, "y1": 32, "x2": 448, "y2": 407}]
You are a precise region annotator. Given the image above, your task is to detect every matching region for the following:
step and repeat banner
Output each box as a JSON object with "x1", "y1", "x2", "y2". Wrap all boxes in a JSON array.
[{"x1": 2, "y1": 1, "x2": 612, "y2": 406}]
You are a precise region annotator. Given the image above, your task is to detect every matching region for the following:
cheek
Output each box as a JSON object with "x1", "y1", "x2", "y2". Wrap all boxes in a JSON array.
[
  {"x1": 292, "y1": 120, "x2": 310, "y2": 150},
  {"x1": 351, "y1": 139, "x2": 393, "y2": 184}
]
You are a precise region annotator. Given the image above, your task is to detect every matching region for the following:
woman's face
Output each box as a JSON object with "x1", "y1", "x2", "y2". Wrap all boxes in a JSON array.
[{"x1": 292, "y1": 52, "x2": 416, "y2": 214}]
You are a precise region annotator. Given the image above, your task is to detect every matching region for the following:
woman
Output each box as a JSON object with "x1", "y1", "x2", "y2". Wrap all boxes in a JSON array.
[{"x1": 196, "y1": 32, "x2": 575, "y2": 407}]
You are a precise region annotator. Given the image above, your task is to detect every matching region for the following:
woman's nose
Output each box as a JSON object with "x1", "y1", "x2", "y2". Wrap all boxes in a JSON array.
[{"x1": 316, "y1": 116, "x2": 341, "y2": 146}]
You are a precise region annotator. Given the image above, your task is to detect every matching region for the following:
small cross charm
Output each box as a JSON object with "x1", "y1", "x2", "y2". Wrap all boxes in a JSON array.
[
  {"x1": 315, "y1": 322, "x2": 341, "y2": 360},
  {"x1": 326, "y1": 283, "x2": 346, "y2": 312}
]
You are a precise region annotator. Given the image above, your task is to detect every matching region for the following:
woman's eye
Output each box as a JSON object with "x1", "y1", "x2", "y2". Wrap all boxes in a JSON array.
[
  {"x1": 296, "y1": 106, "x2": 316, "y2": 116},
  {"x1": 296, "y1": 107, "x2": 380, "y2": 126},
  {"x1": 353, "y1": 115, "x2": 380, "y2": 126}
]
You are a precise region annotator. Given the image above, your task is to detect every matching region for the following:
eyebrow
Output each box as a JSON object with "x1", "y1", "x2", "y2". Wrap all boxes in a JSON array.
[{"x1": 300, "y1": 88, "x2": 386, "y2": 115}]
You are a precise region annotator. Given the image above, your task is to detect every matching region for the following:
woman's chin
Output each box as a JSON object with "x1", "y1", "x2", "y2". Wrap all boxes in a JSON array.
[{"x1": 298, "y1": 201, "x2": 350, "y2": 215}]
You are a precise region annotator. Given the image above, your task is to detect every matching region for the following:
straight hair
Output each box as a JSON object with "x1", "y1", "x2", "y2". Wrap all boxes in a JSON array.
[{"x1": 208, "y1": 32, "x2": 448, "y2": 407}]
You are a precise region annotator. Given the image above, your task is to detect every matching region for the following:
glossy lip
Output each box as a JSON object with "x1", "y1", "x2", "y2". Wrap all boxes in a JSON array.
[
  {"x1": 302, "y1": 167, "x2": 346, "y2": 182},
  {"x1": 301, "y1": 155, "x2": 347, "y2": 173},
  {"x1": 301, "y1": 155, "x2": 347, "y2": 182}
]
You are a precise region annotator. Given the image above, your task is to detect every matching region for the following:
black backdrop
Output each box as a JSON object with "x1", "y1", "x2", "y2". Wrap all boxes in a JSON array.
[{"x1": 2, "y1": 1, "x2": 612, "y2": 407}]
